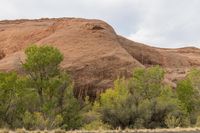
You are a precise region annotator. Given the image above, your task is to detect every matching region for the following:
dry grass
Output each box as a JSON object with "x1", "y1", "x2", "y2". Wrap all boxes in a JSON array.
[{"x1": 1, "y1": 128, "x2": 200, "y2": 133}]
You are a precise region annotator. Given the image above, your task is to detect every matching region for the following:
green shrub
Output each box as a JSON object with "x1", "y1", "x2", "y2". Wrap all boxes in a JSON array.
[
  {"x1": 97, "y1": 78, "x2": 131, "y2": 129},
  {"x1": 165, "y1": 114, "x2": 181, "y2": 128},
  {"x1": 82, "y1": 120, "x2": 111, "y2": 130},
  {"x1": 195, "y1": 116, "x2": 200, "y2": 127},
  {"x1": 95, "y1": 66, "x2": 186, "y2": 129}
]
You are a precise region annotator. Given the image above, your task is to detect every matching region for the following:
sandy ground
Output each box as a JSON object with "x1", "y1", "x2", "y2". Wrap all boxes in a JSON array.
[{"x1": 1, "y1": 128, "x2": 200, "y2": 133}]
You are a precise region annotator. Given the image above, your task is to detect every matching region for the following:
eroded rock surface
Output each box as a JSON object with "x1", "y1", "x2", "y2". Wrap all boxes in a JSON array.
[{"x1": 0, "y1": 18, "x2": 200, "y2": 97}]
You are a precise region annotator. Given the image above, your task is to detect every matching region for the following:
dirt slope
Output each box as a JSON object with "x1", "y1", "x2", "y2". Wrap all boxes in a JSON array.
[{"x1": 0, "y1": 18, "x2": 199, "y2": 97}]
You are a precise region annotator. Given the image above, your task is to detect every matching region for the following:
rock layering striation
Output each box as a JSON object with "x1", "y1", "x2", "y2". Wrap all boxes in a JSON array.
[{"x1": 0, "y1": 18, "x2": 200, "y2": 97}]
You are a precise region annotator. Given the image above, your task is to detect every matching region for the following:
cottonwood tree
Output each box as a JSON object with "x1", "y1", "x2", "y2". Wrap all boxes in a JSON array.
[
  {"x1": 0, "y1": 72, "x2": 29, "y2": 128},
  {"x1": 23, "y1": 45, "x2": 64, "y2": 107},
  {"x1": 22, "y1": 45, "x2": 82, "y2": 130},
  {"x1": 177, "y1": 69, "x2": 200, "y2": 124}
]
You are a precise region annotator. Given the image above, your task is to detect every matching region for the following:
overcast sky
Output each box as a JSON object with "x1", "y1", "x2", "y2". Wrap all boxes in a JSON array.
[{"x1": 0, "y1": 0, "x2": 200, "y2": 48}]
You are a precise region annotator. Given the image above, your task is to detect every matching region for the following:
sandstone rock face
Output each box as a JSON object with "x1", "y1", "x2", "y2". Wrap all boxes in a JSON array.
[
  {"x1": 0, "y1": 50, "x2": 5, "y2": 60},
  {"x1": 0, "y1": 18, "x2": 200, "y2": 97}
]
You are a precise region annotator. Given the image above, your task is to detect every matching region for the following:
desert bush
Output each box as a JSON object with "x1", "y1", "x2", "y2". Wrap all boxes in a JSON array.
[
  {"x1": 23, "y1": 111, "x2": 62, "y2": 130},
  {"x1": 165, "y1": 114, "x2": 181, "y2": 128},
  {"x1": 96, "y1": 78, "x2": 131, "y2": 129},
  {"x1": 195, "y1": 116, "x2": 200, "y2": 127},
  {"x1": 94, "y1": 66, "x2": 186, "y2": 129},
  {"x1": 82, "y1": 120, "x2": 111, "y2": 130}
]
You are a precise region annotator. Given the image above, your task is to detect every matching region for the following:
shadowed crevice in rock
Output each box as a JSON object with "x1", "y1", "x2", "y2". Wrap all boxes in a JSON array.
[
  {"x1": 0, "y1": 50, "x2": 5, "y2": 60},
  {"x1": 91, "y1": 25, "x2": 105, "y2": 30}
]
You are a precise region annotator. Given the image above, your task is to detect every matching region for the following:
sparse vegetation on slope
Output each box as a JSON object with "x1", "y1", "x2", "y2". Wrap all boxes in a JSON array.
[
  {"x1": 1, "y1": 45, "x2": 200, "y2": 131},
  {"x1": 1, "y1": 18, "x2": 200, "y2": 98}
]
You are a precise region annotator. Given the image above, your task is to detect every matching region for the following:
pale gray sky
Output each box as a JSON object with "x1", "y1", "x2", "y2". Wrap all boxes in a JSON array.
[{"x1": 0, "y1": 0, "x2": 200, "y2": 48}]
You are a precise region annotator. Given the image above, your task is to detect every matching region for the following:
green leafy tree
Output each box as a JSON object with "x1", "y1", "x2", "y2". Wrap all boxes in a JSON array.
[
  {"x1": 23, "y1": 45, "x2": 64, "y2": 107},
  {"x1": 149, "y1": 86, "x2": 186, "y2": 128},
  {"x1": 97, "y1": 78, "x2": 131, "y2": 129},
  {"x1": 176, "y1": 79, "x2": 196, "y2": 113},
  {"x1": 94, "y1": 66, "x2": 186, "y2": 129},
  {"x1": 176, "y1": 69, "x2": 200, "y2": 125},
  {"x1": 21, "y1": 45, "x2": 83, "y2": 130},
  {"x1": 130, "y1": 66, "x2": 164, "y2": 100},
  {"x1": 0, "y1": 72, "x2": 32, "y2": 128},
  {"x1": 0, "y1": 45, "x2": 85, "y2": 129}
]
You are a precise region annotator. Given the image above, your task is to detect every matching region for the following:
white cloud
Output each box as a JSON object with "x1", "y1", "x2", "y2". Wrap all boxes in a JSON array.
[
  {"x1": 127, "y1": 0, "x2": 200, "y2": 47},
  {"x1": 0, "y1": 0, "x2": 200, "y2": 48},
  {"x1": 0, "y1": 1, "x2": 18, "y2": 18}
]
